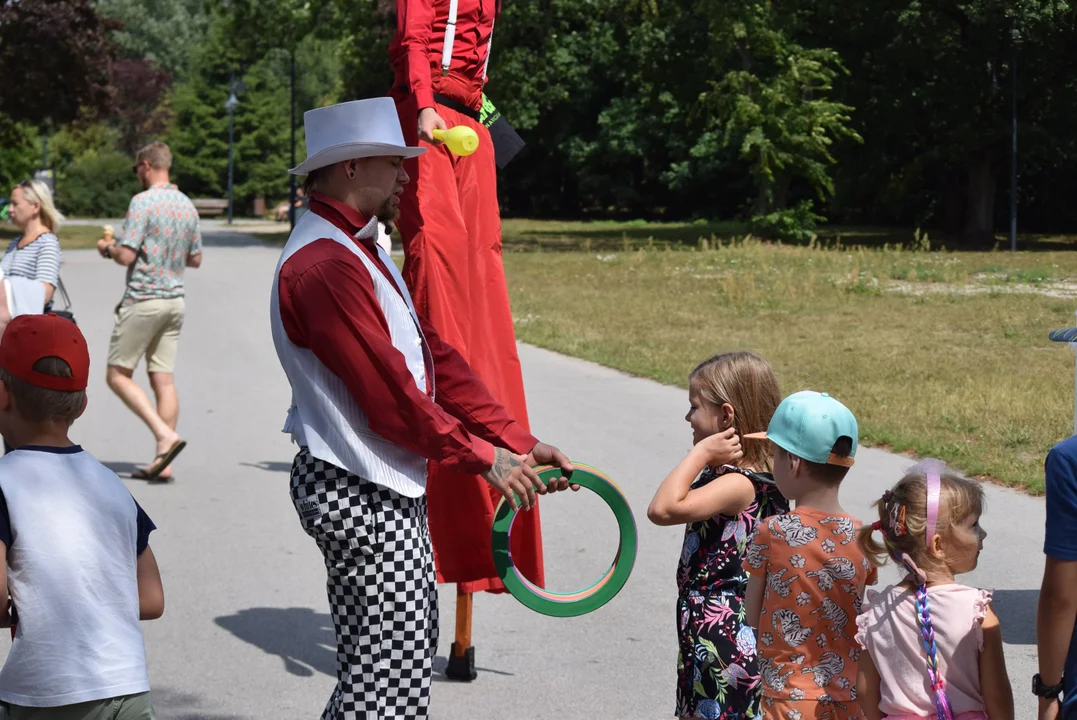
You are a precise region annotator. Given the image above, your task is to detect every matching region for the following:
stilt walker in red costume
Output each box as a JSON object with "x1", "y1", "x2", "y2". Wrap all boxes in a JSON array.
[{"x1": 389, "y1": 0, "x2": 535, "y2": 679}]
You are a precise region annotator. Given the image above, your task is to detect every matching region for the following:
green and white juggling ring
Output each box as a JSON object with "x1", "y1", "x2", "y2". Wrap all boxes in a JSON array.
[{"x1": 491, "y1": 463, "x2": 637, "y2": 617}]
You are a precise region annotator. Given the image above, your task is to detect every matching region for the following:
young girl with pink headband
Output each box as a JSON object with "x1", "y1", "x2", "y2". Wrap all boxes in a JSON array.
[{"x1": 854, "y1": 460, "x2": 1014, "y2": 720}]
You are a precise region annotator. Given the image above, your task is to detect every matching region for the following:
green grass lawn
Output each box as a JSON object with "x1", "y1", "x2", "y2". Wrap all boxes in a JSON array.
[
  {"x1": 56, "y1": 212, "x2": 1072, "y2": 492},
  {"x1": 260, "y1": 215, "x2": 1077, "y2": 491},
  {"x1": 501, "y1": 218, "x2": 1077, "y2": 253},
  {"x1": 0, "y1": 223, "x2": 105, "y2": 249},
  {"x1": 498, "y1": 229, "x2": 1077, "y2": 494}
]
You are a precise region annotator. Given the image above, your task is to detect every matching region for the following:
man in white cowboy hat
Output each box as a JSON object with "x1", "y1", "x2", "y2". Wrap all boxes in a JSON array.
[{"x1": 269, "y1": 97, "x2": 575, "y2": 719}]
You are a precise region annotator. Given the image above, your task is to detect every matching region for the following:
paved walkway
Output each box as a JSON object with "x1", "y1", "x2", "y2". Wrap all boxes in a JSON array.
[{"x1": 0, "y1": 234, "x2": 1046, "y2": 718}]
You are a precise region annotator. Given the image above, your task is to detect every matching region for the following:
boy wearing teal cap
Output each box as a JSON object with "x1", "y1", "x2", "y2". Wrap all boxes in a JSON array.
[{"x1": 741, "y1": 391, "x2": 877, "y2": 720}]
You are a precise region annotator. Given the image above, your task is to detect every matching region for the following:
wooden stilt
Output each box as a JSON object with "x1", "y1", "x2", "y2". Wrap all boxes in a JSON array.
[
  {"x1": 454, "y1": 587, "x2": 473, "y2": 651},
  {"x1": 444, "y1": 585, "x2": 477, "y2": 681}
]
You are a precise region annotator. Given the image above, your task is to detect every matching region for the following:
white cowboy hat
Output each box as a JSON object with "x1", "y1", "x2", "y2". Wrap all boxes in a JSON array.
[{"x1": 288, "y1": 97, "x2": 425, "y2": 176}]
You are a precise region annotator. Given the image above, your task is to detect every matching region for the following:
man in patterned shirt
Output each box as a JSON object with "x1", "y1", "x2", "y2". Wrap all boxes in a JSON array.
[{"x1": 96, "y1": 141, "x2": 202, "y2": 480}]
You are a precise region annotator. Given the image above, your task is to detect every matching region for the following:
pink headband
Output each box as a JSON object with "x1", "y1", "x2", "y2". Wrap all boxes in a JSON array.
[{"x1": 918, "y1": 459, "x2": 945, "y2": 548}]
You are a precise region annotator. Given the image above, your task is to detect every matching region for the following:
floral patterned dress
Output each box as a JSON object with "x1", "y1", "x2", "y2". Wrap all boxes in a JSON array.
[{"x1": 676, "y1": 465, "x2": 790, "y2": 719}]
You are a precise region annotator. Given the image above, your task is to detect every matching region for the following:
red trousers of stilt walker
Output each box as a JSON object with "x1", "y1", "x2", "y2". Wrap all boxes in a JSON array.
[{"x1": 393, "y1": 80, "x2": 545, "y2": 594}]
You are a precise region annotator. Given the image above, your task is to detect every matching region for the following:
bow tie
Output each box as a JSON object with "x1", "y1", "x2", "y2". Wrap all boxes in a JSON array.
[{"x1": 355, "y1": 215, "x2": 380, "y2": 240}]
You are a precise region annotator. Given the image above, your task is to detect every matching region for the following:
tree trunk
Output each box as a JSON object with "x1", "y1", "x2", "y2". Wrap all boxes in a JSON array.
[
  {"x1": 753, "y1": 184, "x2": 769, "y2": 216},
  {"x1": 773, "y1": 173, "x2": 791, "y2": 211},
  {"x1": 962, "y1": 155, "x2": 996, "y2": 245},
  {"x1": 939, "y1": 171, "x2": 964, "y2": 236}
]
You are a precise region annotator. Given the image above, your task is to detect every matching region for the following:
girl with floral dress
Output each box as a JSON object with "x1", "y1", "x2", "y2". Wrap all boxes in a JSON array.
[{"x1": 648, "y1": 351, "x2": 790, "y2": 720}]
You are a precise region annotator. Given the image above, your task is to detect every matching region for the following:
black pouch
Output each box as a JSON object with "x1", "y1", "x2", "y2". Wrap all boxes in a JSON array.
[
  {"x1": 433, "y1": 92, "x2": 526, "y2": 169},
  {"x1": 480, "y1": 94, "x2": 526, "y2": 169}
]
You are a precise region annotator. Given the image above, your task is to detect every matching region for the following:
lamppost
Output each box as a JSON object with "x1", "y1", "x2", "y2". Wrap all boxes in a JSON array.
[
  {"x1": 289, "y1": 49, "x2": 297, "y2": 230},
  {"x1": 225, "y1": 71, "x2": 240, "y2": 225},
  {"x1": 1010, "y1": 25, "x2": 1021, "y2": 252}
]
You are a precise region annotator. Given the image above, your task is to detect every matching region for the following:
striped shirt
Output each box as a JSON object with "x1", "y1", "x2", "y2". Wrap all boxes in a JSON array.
[{"x1": 1, "y1": 233, "x2": 61, "y2": 288}]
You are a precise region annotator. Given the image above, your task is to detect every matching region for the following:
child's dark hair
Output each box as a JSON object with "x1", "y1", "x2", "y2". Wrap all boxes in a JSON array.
[
  {"x1": 0, "y1": 357, "x2": 85, "y2": 424},
  {"x1": 689, "y1": 351, "x2": 780, "y2": 472},
  {"x1": 798, "y1": 436, "x2": 853, "y2": 484},
  {"x1": 856, "y1": 460, "x2": 985, "y2": 720}
]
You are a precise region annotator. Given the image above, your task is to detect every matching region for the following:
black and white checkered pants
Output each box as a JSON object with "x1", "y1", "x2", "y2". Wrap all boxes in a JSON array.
[{"x1": 290, "y1": 448, "x2": 438, "y2": 719}]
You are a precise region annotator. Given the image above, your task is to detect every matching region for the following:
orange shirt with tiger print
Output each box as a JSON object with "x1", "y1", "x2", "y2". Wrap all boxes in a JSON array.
[{"x1": 741, "y1": 507, "x2": 877, "y2": 704}]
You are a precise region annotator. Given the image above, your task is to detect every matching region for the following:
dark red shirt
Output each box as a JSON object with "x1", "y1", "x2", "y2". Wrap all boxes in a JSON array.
[
  {"x1": 276, "y1": 193, "x2": 536, "y2": 475},
  {"x1": 390, "y1": 0, "x2": 499, "y2": 111}
]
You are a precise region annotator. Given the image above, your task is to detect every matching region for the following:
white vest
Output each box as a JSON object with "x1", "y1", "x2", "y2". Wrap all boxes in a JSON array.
[{"x1": 270, "y1": 210, "x2": 433, "y2": 497}]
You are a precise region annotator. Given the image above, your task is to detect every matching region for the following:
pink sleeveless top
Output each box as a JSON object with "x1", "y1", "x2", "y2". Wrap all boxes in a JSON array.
[{"x1": 855, "y1": 583, "x2": 991, "y2": 718}]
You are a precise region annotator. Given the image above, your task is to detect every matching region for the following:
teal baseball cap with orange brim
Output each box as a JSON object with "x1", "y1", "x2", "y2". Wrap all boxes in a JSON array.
[{"x1": 743, "y1": 390, "x2": 859, "y2": 467}]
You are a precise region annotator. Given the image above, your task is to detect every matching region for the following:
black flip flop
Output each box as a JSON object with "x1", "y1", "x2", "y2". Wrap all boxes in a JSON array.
[
  {"x1": 131, "y1": 464, "x2": 175, "y2": 482},
  {"x1": 143, "y1": 440, "x2": 187, "y2": 480}
]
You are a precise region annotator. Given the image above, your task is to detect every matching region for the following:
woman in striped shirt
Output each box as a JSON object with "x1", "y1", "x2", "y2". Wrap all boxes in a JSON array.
[
  {"x1": 2, "y1": 180, "x2": 63, "y2": 326},
  {"x1": 0, "y1": 180, "x2": 64, "y2": 453}
]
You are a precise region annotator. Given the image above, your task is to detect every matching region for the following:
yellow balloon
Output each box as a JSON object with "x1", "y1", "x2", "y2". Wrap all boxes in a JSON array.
[{"x1": 432, "y1": 126, "x2": 480, "y2": 156}]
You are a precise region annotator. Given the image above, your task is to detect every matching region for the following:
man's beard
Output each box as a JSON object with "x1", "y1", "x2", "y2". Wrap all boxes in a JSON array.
[{"x1": 377, "y1": 195, "x2": 400, "y2": 225}]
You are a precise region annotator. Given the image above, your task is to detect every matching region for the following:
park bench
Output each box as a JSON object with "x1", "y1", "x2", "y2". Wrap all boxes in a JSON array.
[{"x1": 192, "y1": 198, "x2": 229, "y2": 217}]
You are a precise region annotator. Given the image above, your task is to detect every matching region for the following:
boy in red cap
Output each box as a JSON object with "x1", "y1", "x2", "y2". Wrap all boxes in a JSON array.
[{"x1": 0, "y1": 314, "x2": 164, "y2": 719}]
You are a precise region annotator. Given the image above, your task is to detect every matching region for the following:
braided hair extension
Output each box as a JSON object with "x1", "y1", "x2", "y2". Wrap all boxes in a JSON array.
[{"x1": 914, "y1": 583, "x2": 956, "y2": 720}]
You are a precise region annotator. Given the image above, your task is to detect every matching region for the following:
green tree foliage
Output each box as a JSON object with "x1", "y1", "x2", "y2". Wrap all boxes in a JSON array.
[
  {"x1": 699, "y1": 1, "x2": 861, "y2": 237},
  {"x1": 174, "y1": 0, "x2": 867, "y2": 232},
  {"x1": 0, "y1": 0, "x2": 115, "y2": 126},
  {"x1": 0, "y1": 122, "x2": 41, "y2": 192},
  {"x1": 59, "y1": 151, "x2": 142, "y2": 217},
  {"x1": 330, "y1": 0, "x2": 395, "y2": 99},
  {"x1": 14, "y1": 0, "x2": 1077, "y2": 238},
  {"x1": 165, "y1": 17, "x2": 233, "y2": 199},
  {"x1": 95, "y1": 0, "x2": 208, "y2": 79},
  {"x1": 231, "y1": 50, "x2": 298, "y2": 211},
  {"x1": 110, "y1": 59, "x2": 175, "y2": 156},
  {"x1": 45, "y1": 123, "x2": 138, "y2": 215},
  {"x1": 816, "y1": 0, "x2": 1077, "y2": 239},
  {"x1": 165, "y1": 13, "x2": 338, "y2": 209}
]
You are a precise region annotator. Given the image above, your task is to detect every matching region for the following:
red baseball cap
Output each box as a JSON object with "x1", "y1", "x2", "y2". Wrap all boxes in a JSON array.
[{"x1": 0, "y1": 314, "x2": 89, "y2": 391}]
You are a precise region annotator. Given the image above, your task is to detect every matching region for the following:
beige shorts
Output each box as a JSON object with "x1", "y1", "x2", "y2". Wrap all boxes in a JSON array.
[
  {"x1": 107, "y1": 298, "x2": 185, "y2": 374},
  {"x1": 0, "y1": 691, "x2": 154, "y2": 719}
]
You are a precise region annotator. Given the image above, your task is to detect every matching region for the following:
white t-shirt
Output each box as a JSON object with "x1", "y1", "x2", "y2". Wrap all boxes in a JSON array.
[{"x1": 0, "y1": 445, "x2": 155, "y2": 707}]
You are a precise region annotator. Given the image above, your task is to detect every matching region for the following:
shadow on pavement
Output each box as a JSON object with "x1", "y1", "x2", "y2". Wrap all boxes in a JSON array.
[
  {"x1": 240, "y1": 461, "x2": 293, "y2": 473},
  {"x1": 215, "y1": 607, "x2": 336, "y2": 677},
  {"x1": 201, "y1": 232, "x2": 268, "y2": 248},
  {"x1": 214, "y1": 606, "x2": 516, "y2": 683},
  {"x1": 101, "y1": 460, "x2": 140, "y2": 476},
  {"x1": 152, "y1": 687, "x2": 248, "y2": 720},
  {"x1": 101, "y1": 460, "x2": 174, "y2": 485},
  {"x1": 991, "y1": 589, "x2": 1037, "y2": 646},
  {"x1": 432, "y1": 654, "x2": 515, "y2": 682}
]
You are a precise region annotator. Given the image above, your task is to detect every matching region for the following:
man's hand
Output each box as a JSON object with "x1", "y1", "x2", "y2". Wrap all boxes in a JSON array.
[
  {"x1": 524, "y1": 442, "x2": 579, "y2": 492},
  {"x1": 1039, "y1": 697, "x2": 1061, "y2": 720},
  {"x1": 96, "y1": 237, "x2": 114, "y2": 258},
  {"x1": 695, "y1": 427, "x2": 744, "y2": 468},
  {"x1": 481, "y1": 447, "x2": 548, "y2": 512},
  {"x1": 418, "y1": 107, "x2": 447, "y2": 144}
]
